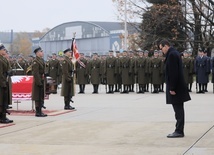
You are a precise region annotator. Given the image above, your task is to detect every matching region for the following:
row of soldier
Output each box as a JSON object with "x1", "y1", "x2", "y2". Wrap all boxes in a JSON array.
[{"x1": 7, "y1": 48, "x2": 214, "y2": 94}]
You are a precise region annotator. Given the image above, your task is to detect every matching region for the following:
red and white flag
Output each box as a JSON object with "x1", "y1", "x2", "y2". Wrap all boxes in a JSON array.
[{"x1": 71, "y1": 38, "x2": 86, "y2": 68}]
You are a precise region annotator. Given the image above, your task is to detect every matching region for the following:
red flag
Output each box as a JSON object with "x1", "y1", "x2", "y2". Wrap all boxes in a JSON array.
[
  {"x1": 71, "y1": 38, "x2": 86, "y2": 68},
  {"x1": 72, "y1": 38, "x2": 80, "y2": 60}
]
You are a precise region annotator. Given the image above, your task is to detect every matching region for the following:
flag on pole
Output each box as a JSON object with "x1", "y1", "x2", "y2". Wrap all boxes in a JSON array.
[{"x1": 71, "y1": 38, "x2": 86, "y2": 68}]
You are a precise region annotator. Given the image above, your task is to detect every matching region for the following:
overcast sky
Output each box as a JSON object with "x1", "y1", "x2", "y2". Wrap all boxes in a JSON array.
[{"x1": 2, "y1": 0, "x2": 119, "y2": 32}]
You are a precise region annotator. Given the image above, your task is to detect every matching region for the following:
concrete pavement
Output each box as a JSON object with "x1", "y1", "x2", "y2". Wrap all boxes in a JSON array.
[{"x1": 0, "y1": 83, "x2": 213, "y2": 155}]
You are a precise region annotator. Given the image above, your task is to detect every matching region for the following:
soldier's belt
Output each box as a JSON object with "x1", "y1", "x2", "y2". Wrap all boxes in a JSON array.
[
  {"x1": 122, "y1": 65, "x2": 129, "y2": 68},
  {"x1": 153, "y1": 65, "x2": 159, "y2": 68},
  {"x1": 93, "y1": 66, "x2": 99, "y2": 69},
  {"x1": 108, "y1": 65, "x2": 115, "y2": 68},
  {"x1": 138, "y1": 65, "x2": 144, "y2": 68}
]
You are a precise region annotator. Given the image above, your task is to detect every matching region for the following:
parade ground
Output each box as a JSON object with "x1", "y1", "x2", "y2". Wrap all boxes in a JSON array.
[{"x1": 0, "y1": 83, "x2": 213, "y2": 155}]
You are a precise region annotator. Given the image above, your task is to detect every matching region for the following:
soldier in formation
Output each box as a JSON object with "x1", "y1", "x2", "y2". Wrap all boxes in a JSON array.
[
  {"x1": 31, "y1": 47, "x2": 47, "y2": 117},
  {"x1": 0, "y1": 44, "x2": 13, "y2": 123}
]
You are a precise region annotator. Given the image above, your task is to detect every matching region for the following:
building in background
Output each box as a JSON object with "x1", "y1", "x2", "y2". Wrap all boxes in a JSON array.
[{"x1": 38, "y1": 21, "x2": 139, "y2": 59}]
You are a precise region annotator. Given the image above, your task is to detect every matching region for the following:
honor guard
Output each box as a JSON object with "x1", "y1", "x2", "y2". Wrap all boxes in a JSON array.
[
  {"x1": 194, "y1": 48, "x2": 210, "y2": 93},
  {"x1": 143, "y1": 50, "x2": 150, "y2": 92},
  {"x1": 119, "y1": 51, "x2": 132, "y2": 93},
  {"x1": 0, "y1": 44, "x2": 13, "y2": 123},
  {"x1": 150, "y1": 50, "x2": 162, "y2": 93},
  {"x1": 76, "y1": 53, "x2": 88, "y2": 94},
  {"x1": 135, "y1": 50, "x2": 148, "y2": 93},
  {"x1": 48, "y1": 53, "x2": 60, "y2": 94},
  {"x1": 61, "y1": 48, "x2": 75, "y2": 110},
  {"x1": 105, "y1": 50, "x2": 117, "y2": 93},
  {"x1": 32, "y1": 47, "x2": 47, "y2": 117},
  {"x1": 89, "y1": 53, "x2": 101, "y2": 94}
]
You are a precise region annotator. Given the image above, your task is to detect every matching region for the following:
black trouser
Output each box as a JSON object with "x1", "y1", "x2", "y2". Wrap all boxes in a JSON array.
[{"x1": 172, "y1": 103, "x2": 184, "y2": 134}]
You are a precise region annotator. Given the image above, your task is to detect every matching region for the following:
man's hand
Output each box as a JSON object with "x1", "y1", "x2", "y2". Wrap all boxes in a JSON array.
[{"x1": 170, "y1": 90, "x2": 176, "y2": 95}]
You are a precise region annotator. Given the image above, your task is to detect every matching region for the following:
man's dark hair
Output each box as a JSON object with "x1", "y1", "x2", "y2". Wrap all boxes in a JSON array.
[{"x1": 159, "y1": 39, "x2": 171, "y2": 47}]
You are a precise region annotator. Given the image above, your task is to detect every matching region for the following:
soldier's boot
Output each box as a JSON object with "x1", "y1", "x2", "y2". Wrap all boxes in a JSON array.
[
  {"x1": 146, "y1": 84, "x2": 149, "y2": 92},
  {"x1": 35, "y1": 107, "x2": 41, "y2": 117},
  {"x1": 107, "y1": 85, "x2": 111, "y2": 94},
  {"x1": 96, "y1": 85, "x2": 99, "y2": 93},
  {"x1": 92, "y1": 85, "x2": 96, "y2": 94},
  {"x1": 0, "y1": 113, "x2": 13, "y2": 124},
  {"x1": 64, "y1": 101, "x2": 75, "y2": 110},
  {"x1": 204, "y1": 84, "x2": 208, "y2": 92},
  {"x1": 40, "y1": 106, "x2": 47, "y2": 117},
  {"x1": 114, "y1": 85, "x2": 118, "y2": 92},
  {"x1": 78, "y1": 85, "x2": 83, "y2": 94},
  {"x1": 0, "y1": 106, "x2": 13, "y2": 123},
  {"x1": 137, "y1": 85, "x2": 142, "y2": 93},
  {"x1": 131, "y1": 84, "x2": 134, "y2": 92},
  {"x1": 82, "y1": 85, "x2": 85, "y2": 93}
]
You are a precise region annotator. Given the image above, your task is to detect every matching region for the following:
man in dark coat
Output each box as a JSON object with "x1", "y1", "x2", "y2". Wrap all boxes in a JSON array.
[
  {"x1": 159, "y1": 40, "x2": 191, "y2": 138},
  {"x1": 32, "y1": 47, "x2": 47, "y2": 117}
]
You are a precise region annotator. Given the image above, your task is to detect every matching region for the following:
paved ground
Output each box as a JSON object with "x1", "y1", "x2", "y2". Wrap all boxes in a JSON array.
[{"x1": 0, "y1": 83, "x2": 214, "y2": 155}]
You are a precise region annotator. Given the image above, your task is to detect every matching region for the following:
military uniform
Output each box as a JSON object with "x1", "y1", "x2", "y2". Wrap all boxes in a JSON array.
[
  {"x1": 76, "y1": 55, "x2": 88, "y2": 93},
  {"x1": 32, "y1": 48, "x2": 47, "y2": 117},
  {"x1": 0, "y1": 45, "x2": 13, "y2": 123},
  {"x1": 89, "y1": 54, "x2": 101, "y2": 93},
  {"x1": 61, "y1": 49, "x2": 75, "y2": 110},
  {"x1": 105, "y1": 52, "x2": 117, "y2": 93},
  {"x1": 119, "y1": 52, "x2": 132, "y2": 93},
  {"x1": 194, "y1": 50, "x2": 210, "y2": 93},
  {"x1": 48, "y1": 55, "x2": 60, "y2": 93},
  {"x1": 144, "y1": 50, "x2": 150, "y2": 92},
  {"x1": 135, "y1": 53, "x2": 148, "y2": 93},
  {"x1": 150, "y1": 52, "x2": 162, "y2": 93},
  {"x1": 182, "y1": 52, "x2": 193, "y2": 91}
]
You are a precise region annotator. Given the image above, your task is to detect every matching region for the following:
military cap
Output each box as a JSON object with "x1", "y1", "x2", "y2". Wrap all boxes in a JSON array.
[
  {"x1": 144, "y1": 50, "x2": 149, "y2": 53},
  {"x1": 93, "y1": 52, "x2": 98, "y2": 55},
  {"x1": 109, "y1": 50, "x2": 113, "y2": 53},
  {"x1": 0, "y1": 43, "x2": 6, "y2": 50},
  {"x1": 63, "y1": 48, "x2": 71, "y2": 54},
  {"x1": 154, "y1": 50, "x2": 158, "y2": 53},
  {"x1": 52, "y1": 53, "x2": 57, "y2": 55},
  {"x1": 198, "y1": 48, "x2": 204, "y2": 52},
  {"x1": 34, "y1": 47, "x2": 43, "y2": 54},
  {"x1": 115, "y1": 51, "x2": 120, "y2": 53},
  {"x1": 183, "y1": 50, "x2": 188, "y2": 54}
]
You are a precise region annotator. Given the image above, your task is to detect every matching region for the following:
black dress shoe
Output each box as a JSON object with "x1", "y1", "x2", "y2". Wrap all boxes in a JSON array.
[{"x1": 167, "y1": 132, "x2": 184, "y2": 138}]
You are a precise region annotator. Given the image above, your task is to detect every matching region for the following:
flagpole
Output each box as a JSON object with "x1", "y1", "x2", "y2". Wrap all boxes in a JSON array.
[{"x1": 72, "y1": 32, "x2": 76, "y2": 96}]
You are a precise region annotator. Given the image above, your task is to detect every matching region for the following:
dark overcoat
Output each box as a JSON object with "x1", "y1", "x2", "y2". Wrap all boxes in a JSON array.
[
  {"x1": 105, "y1": 56, "x2": 117, "y2": 85},
  {"x1": 32, "y1": 56, "x2": 46, "y2": 101},
  {"x1": 194, "y1": 56, "x2": 210, "y2": 84},
  {"x1": 89, "y1": 58, "x2": 101, "y2": 84},
  {"x1": 0, "y1": 55, "x2": 12, "y2": 106},
  {"x1": 76, "y1": 58, "x2": 88, "y2": 84},
  {"x1": 135, "y1": 56, "x2": 147, "y2": 84},
  {"x1": 61, "y1": 56, "x2": 74, "y2": 97},
  {"x1": 165, "y1": 47, "x2": 191, "y2": 105}
]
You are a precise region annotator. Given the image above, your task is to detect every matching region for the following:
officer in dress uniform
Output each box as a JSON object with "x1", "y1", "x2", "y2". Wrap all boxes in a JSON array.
[
  {"x1": 114, "y1": 51, "x2": 122, "y2": 92},
  {"x1": 0, "y1": 44, "x2": 13, "y2": 123},
  {"x1": 61, "y1": 48, "x2": 75, "y2": 110},
  {"x1": 32, "y1": 47, "x2": 47, "y2": 117},
  {"x1": 158, "y1": 50, "x2": 165, "y2": 92},
  {"x1": 203, "y1": 51, "x2": 211, "y2": 92},
  {"x1": 105, "y1": 50, "x2": 117, "y2": 94},
  {"x1": 76, "y1": 53, "x2": 88, "y2": 94},
  {"x1": 194, "y1": 48, "x2": 210, "y2": 93},
  {"x1": 135, "y1": 50, "x2": 148, "y2": 93},
  {"x1": 48, "y1": 53, "x2": 60, "y2": 94}
]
